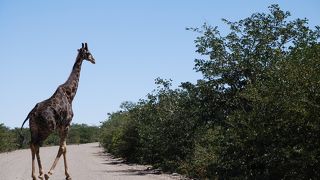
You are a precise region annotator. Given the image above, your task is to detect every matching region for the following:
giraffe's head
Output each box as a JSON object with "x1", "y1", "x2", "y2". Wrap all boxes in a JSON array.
[{"x1": 78, "y1": 43, "x2": 95, "y2": 64}]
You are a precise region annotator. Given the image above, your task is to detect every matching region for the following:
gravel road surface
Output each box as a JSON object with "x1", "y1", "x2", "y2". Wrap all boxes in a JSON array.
[{"x1": 0, "y1": 143, "x2": 184, "y2": 180}]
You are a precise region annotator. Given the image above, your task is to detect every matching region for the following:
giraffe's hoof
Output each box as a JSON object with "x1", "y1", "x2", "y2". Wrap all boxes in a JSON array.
[
  {"x1": 44, "y1": 174, "x2": 50, "y2": 180},
  {"x1": 66, "y1": 176, "x2": 72, "y2": 180},
  {"x1": 38, "y1": 175, "x2": 44, "y2": 180},
  {"x1": 32, "y1": 174, "x2": 37, "y2": 180}
]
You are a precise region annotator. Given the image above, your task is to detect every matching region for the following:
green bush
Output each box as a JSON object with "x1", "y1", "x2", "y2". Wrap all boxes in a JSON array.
[
  {"x1": 213, "y1": 44, "x2": 320, "y2": 179},
  {"x1": 100, "y1": 80, "x2": 201, "y2": 171},
  {"x1": 187, "y1": 4, "x2": 320, "y2": 179},
  {"x1": 0, "y1": 123, "x2": 99, "y2": 153},
  {"x1": 99, "y1": 4, "x2": 320, "y2": 179},
  {"x1": 42, "y1": 123, "x2": 100, "y2": 146},
  {"x1": 0, "y1": 124, "x2": 17, "y2": 152},
  {"x1": 100, "y1": 105, "x2": 140, "y2": 162},
  {"x1": 69, "y1": 124, "x2": 100, "y2": 144}
]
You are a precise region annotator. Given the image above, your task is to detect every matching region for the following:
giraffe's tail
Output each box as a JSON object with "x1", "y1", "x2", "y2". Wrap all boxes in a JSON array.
[
  {"x1": 19, "y1": 104, "x2": 37, "y2": 146},
  {"x1": 20, "y1": 115, "x2": 29, "y2": 134},
  {"x1": 20, "y1": 104, "x2": 38, "y2": 135},
  {"x1": 19, "y1": 113, "x2": 31, "y2": 147}
]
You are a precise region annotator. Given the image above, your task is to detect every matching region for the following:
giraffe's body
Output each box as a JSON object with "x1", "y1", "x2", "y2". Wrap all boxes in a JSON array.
[
  {"x1": 21, "y1": 43, "x2": 95, "y2": 180},
  {"x1": 28, "y1": 85, "x2": 73, "y2": 144}
]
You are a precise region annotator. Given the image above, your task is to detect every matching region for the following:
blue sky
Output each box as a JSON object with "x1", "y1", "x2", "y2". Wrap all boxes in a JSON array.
[{"x1": 1, "y1": 1, "x2": 319, "y2": 128}]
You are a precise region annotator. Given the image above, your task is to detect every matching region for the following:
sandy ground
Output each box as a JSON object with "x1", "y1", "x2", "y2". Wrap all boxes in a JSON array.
[{"x1": 0, "y1": 143, "x2": 186, "y2": 180}]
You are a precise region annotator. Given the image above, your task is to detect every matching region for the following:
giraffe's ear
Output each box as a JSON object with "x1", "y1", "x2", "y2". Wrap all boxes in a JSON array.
[{"x1": 85, "y1": 43, "x2": 88, "y2": 50}]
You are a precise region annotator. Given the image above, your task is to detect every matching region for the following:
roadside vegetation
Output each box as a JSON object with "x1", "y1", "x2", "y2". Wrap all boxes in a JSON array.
[
  {"x1": 100, "y1": 5, "x2": 320, "y2": 179},
  {"x1": 0, "y1": 123, "x2": 99, "y2": 151}
]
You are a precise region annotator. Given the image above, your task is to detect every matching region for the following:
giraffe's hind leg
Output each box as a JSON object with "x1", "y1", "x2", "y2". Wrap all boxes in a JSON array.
[
  {"x1": 30, "y1": 144, "x2": 37, "y2": 180},
  {"x1": 35, "y1": 145, "x2": 45, "y2": 179}
]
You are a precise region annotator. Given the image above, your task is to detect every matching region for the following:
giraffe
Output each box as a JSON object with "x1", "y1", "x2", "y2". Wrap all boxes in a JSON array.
[{"x1": 20, "y1": 43, "x2": 95, "y2": 180}]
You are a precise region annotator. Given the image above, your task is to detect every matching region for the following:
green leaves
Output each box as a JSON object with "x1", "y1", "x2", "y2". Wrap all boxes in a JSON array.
[
  {"x1": 99, "y1": 4, "x2": 320, "y2": 179},
  {"x1": 190, "y1": 4, "x2": 320, "y2": 178},
  {"x1": 190, "y1": 4, "x2": 319, "y2": 91},
  {"x1": 0, "y1": 124, "x2": 17, "y2": 152}
]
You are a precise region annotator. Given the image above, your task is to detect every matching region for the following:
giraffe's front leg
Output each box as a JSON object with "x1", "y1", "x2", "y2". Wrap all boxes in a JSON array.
[
  {"x1": 45, "y1": 144, "x2": 64, "y2": 179},
  {"x1": 62, "y1": 140, "x2": 71, "y2": 180},
  {"x1": 62, "y1": 126, "x2": 71, "y2": 180},
  {"x1": 45, "y1": 128, "x2": 72, "y2": 180}
]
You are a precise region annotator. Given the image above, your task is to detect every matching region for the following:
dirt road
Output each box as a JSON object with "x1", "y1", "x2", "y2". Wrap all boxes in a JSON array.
[{"x1": 0, "y1": 143, "x2": 184, "y2": 180}]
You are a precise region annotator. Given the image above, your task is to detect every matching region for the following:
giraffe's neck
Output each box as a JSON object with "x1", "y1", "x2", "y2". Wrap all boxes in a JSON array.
[{"x1": 61, "y1": 54, "x2": 83, "y2": 102}]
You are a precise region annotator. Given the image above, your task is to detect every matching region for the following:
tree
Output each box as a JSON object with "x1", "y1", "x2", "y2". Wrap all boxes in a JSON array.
[
  {"x1": 188, "y1": 4, "x2": 320, "y2": 125},
  {"x1": 99, "y1": 4, "x2": 320, "y2": 179},
  {"x1": 0, "y1": 123, "x2": 16, "y2": 152},
  {"x1": 188, "y1": 4, "x2": 320, "y2": 178}
]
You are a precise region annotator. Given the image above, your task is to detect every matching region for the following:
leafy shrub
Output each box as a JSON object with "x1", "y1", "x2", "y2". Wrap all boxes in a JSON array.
[
  {"x1": 100, "y1": 4, "x2": 320, "y2": 179},
  {"x1": 0, "y1": 123, "x2": 17, "y2": 152},
  {"x1": 0, "y1": 123, "x2": 99, "y2": 153}
]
